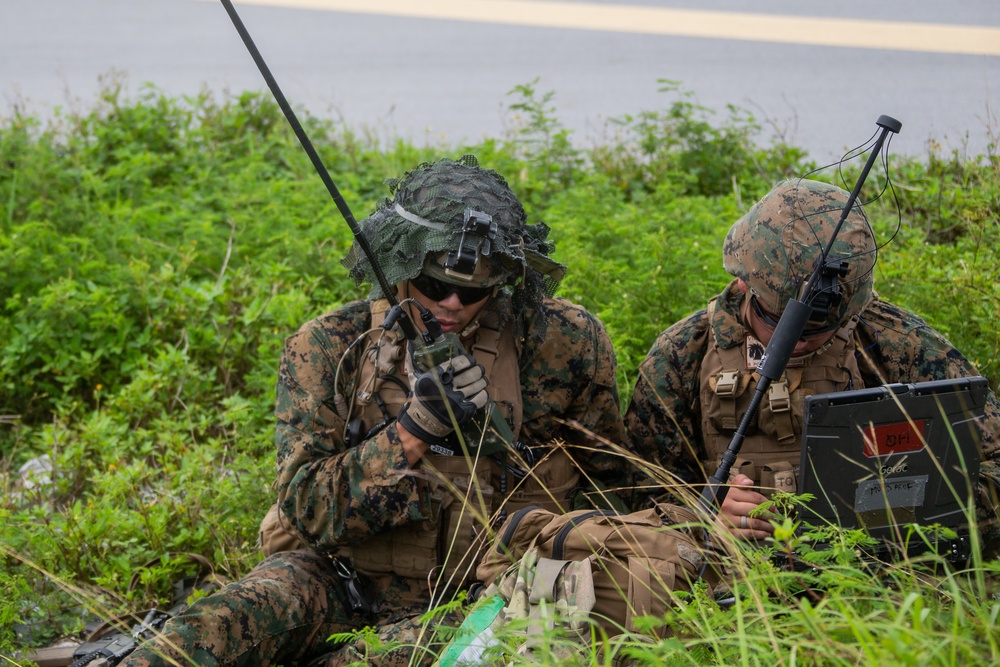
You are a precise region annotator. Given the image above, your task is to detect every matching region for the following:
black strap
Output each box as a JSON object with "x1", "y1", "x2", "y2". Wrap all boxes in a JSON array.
[{"x1": 331, "y1": 558, "x2": 379, "y2": 615}]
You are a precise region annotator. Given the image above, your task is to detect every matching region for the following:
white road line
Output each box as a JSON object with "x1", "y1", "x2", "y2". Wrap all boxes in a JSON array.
[{"x1": 205, "y1": 0, "x2": 1000, "y2": 56}]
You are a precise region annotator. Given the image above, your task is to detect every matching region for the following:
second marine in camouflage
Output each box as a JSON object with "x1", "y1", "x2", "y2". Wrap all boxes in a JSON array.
[{"x1": 627, "y1": 178, "x2": 1000, "y2": 542}]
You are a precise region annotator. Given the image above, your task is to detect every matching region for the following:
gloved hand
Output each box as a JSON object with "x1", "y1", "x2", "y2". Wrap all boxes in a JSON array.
[{"x1": 397, "y1": 354, "x2": 488, "y2": 444}]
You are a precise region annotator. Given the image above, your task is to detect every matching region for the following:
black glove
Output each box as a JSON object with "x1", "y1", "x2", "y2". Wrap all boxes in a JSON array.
[{"x1": 397, "y1": 354, "x2": 488, "y2": 444}]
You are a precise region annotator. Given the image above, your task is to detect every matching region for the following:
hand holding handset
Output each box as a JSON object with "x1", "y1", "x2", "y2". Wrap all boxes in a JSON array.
[
  {"x1": 397, "y1": 350, "x2": 487, "y2": 443},
  {"x1": 391, "y1": 303, "x2": 515, "y2": 457}
]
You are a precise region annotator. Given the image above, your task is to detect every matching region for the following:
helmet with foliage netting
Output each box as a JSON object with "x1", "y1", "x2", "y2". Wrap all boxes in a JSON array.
[
  {"x1": 723, "y1": 178, "x2": 876, "y2": 329},
  {"x1": 342, "y1": 156, "x2": 566, "y2": 333}
]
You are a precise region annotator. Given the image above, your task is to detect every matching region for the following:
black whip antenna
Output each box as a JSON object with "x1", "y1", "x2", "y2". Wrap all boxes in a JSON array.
[
  {"x1": 697, "y1": 114, "x2": 902, "y2": 518},
  {"x1": 219, "y1": 0, "x2": 418, "y2": 341}
]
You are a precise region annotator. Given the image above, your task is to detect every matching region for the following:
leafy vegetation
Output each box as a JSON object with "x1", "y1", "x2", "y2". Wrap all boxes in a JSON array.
[{"x1": 1, "y1": 79, "x2": 998, "y2": 664}]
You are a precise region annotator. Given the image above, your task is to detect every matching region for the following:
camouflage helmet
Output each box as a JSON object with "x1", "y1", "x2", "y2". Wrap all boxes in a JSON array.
[
  {"x1": 342, "y1": 156, "x2": 565, "y2": 330},
  {"x1": 723, "y1": 179, "x2": 877, "y2": 329}
]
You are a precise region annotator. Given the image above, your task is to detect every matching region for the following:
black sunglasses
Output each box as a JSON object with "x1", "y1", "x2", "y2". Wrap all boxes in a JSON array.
[
  {"x1": 410, "y1": 273, "x2": 495, "y2": 305},
  {"x1": 750, "y1": 296, "x2": 840, "y2": 338}
]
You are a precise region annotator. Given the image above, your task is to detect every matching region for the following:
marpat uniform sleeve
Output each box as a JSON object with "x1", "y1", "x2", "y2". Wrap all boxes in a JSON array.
[{"x1": 274, "y1": 305, "x2": 431, "y2": 551}]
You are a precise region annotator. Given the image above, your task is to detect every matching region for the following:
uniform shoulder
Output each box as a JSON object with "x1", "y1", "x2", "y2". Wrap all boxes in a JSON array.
[
  {"x1": 653, "y1": 308, "x2": 711, "y2": 350},
  {"x1": 856, "y1": 295, "x2": 981, "y2": 384},
  {"x1": 538, "y1": 296, "x2": 603, "y2": 329},
  {"x1": 526, "y1": 296, "x2": 608, "y2": 351},
  {"x1": 288, "y1": 300, "x2": 372, "y2": 348},
  {"x1": 519, "y1": 297, "x2": 610, "y2": 368},
  {"x1": 861, "y1": 297, "x2": 932, "y2": 335}
]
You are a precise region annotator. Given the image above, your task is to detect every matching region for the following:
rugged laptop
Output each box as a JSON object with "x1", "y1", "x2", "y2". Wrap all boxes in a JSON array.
[{"x1": 797, "y1": 376, "x2": 988, "y2": 550}]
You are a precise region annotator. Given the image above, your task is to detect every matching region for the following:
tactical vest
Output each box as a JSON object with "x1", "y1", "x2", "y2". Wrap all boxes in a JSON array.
[
  {"x1": 698, "y1": 298, "x2": 862, "y2": 496},
  {"x1": 352, "y1": 298, "x2": 524, "y2": 447},
  {"x1": 260, "y1": 300, "x2": 580, "y2": 596}
]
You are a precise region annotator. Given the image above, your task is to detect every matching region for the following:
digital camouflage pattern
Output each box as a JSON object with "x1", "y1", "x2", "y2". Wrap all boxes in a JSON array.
[
  {"x1": 625, "y1": 280, "x2": 1000, "y2": 528},
  {"x1": 123, "y1": 295, "x2": 628, "y2": 667},
  {"x1": 723, "y1": 179, "x2": 876, "y2": 329},
  {"x1": 118, "y1": 550, "x2": 460, "y2": 667},
  {"x1": 274, "y1": 296, "x2": 628, "y2": 551},
  {"x1": 123, "y1": 155, "x2": 627, "y2": 667}
]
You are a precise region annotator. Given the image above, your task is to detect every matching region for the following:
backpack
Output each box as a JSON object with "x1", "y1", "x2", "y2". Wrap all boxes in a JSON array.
[{"x1": 436, "y1": 503, "x2": 728, "y2": 665}]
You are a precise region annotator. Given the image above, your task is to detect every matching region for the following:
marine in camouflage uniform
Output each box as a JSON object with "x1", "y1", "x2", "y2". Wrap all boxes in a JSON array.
[
  {"x1": 123, "y1": 157, "x2": 629, "y2": 667},
  {"x1": 626, "y1": 179, "x2": 1000, "y2": 543}
]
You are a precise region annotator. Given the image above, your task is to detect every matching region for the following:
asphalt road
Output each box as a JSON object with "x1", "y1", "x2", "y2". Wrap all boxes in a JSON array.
[{"x1": 2, "y1": 0, "x2": 999, "y2": 163}]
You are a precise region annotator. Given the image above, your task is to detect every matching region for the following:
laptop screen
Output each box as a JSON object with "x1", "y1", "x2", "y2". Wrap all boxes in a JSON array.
[{"x1": 797, "y1": 376, "x2": 987, "y2": 542}]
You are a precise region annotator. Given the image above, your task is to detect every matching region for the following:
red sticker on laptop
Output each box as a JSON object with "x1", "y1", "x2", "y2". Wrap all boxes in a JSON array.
[{"x1": 861, "y1": 420, "x2": 926, "y2": 457}]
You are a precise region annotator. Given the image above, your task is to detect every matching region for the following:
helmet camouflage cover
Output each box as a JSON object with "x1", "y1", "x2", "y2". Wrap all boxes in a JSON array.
[
  {"x1": 342, "y1": 156, "x2": 566, "y2": 332},
  {"x1": 723, "y1": 178, "x2": 877, "y2": 328}
]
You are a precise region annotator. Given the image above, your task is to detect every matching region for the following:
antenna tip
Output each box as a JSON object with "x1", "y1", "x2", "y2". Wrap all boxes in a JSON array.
[{"x1": 876, "y1": 115, "x2": 902, "y2": 134}]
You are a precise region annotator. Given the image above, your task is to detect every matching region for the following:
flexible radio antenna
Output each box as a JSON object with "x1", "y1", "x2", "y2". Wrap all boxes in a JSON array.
[
  {"x1": 219, "y1": 0, "x2": 418, "y2": 341},
  {"x1": 697, "y1": 114, "x2": 902, "y2": 517}
]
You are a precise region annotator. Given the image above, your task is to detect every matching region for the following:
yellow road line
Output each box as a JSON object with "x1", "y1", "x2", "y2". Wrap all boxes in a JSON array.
[{"x1": 208, "y1": 0, "x2": 1000, "y2": 56}]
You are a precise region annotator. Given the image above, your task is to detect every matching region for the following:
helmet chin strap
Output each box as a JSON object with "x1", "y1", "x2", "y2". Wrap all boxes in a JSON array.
[
  {"x1": 459, "y1": 320, "x2": 482, "y2": 339},
  {"x1": 458, "y1": 285, "x2": 503, "y2": 339}
]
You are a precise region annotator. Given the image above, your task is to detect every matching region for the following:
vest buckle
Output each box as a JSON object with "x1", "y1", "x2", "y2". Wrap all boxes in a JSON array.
[
  {"x1": 768, "y1": 380, "x2": 791, "y2": 413},
  {"x1": 715, "y1": 371, "x2": 739, "y2": 397}
]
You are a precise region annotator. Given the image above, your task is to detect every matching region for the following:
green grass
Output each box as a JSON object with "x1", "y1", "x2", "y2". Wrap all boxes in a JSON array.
[{"x1": 1, "y1": 79, "x2": 998, "y2": 664}]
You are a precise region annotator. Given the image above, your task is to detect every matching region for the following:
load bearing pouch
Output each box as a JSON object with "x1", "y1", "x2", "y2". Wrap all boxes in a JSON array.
[
  {"x1": 350, "y1": 453, "x2": 495, "y2": 584},
  {"x1": 501, "y1": 448, "x2": 582, "y2": 514},
  {"x1": 720, "y1": 456, "x2": 797, "y2": 498}
]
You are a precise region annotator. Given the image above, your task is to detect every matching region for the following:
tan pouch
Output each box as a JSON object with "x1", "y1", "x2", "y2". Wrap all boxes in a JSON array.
[
  {"x1": 759, "y1": 460, "x2": 797, "y2": 497},
  {"x1": 259, "y1": 502, "x2": 307, "y2": 556},
  {"x1": 502, "y1": 449, "x2": 582, "y2": 514}
]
